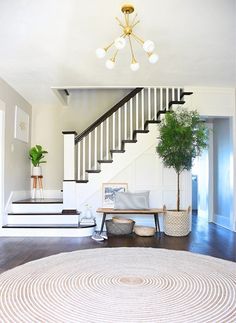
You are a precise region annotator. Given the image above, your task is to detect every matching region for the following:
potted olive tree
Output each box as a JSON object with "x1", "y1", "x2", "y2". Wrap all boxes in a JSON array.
[
  {"x1": 156, "y1": 107, "x2": 208, "y2": 236},
  {"x1": 29, "y1": 145, "x2": 48, "y2": 176}
]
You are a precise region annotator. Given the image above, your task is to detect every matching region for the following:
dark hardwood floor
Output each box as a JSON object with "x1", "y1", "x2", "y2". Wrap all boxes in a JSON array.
[{"x1": 0, "y1": 215, "x2": 235, "y2": 274}]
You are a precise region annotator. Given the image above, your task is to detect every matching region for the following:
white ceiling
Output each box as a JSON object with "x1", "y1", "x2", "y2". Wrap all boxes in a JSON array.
[{"x1": 0, "y1": 0, "x2": 235, "y2": 106}]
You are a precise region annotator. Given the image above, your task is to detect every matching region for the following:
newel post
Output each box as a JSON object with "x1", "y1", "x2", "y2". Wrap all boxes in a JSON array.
[{"x1": 62, "y1": 131, "x2": 77, "y2": 212}]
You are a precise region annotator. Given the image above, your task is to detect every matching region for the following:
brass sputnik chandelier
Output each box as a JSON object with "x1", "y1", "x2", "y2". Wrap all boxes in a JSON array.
[{"x1": 96, "y1": 4, "x2": 159, "y2": 71}]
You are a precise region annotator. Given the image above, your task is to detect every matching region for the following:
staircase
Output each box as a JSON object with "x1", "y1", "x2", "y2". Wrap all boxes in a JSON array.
[
  {"x1": 63, "y1": 87, "x2": 192, "y2": 211},
  {"x1": 3, "y1": 87, "x2": 192, "y2": 236}
]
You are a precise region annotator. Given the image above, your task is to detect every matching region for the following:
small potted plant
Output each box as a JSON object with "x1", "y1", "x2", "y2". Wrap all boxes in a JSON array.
[
  {"x1": 29, "y1": 145, "x2": 48, "y2": 176},
  {"x1": 156, "y1": 107, "x2": 208, "y2": 236}
]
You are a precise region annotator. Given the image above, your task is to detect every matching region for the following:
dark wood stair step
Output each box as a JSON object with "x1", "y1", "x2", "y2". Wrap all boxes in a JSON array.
[
  {"x1": 122, "y1": 139, "x2": 138, "y2": 143},
  {"x1": 86, "y1": 169, "x2": 101, "y2": 173},
  {"x1": 110, "y1": 149, "x2": 125, "y2": 153},
  {"x1": 168, "y1": 100, "x2": 185, "y2": 109},
  {"x1": 12, "y1": 198, "x2": 63, "y2": 204},
  {"x1": 97, "y1": 160, "x2": 113, "y2": 163},
  {"x1": 180, "y1": 91, "x2": 193, "y2": 99},
  {"x1": 76, "y1": 180, "x2": 89, "y2": 183},
  {"x1": 8, "y1": 212, "x2": 80, "y2": 216}
]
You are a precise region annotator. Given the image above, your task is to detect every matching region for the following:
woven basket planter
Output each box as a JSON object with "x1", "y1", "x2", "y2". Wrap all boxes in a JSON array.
[
  {"x1": 105, "y1": 219, "x2": 135, "y2": 235},
  {"x1": 164, "y1": 207, "x2": 191, "y2": 237}
]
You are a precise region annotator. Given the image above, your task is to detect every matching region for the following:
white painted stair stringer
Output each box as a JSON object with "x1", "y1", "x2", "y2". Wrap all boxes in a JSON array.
[{"x1": 76, "y1": 123, "x2": 159, "y2": 208}]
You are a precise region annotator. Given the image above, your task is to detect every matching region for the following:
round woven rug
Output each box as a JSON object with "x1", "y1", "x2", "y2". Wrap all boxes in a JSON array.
[{"x1": 0, "y1": 248, "x2": 235, "y2": 323}]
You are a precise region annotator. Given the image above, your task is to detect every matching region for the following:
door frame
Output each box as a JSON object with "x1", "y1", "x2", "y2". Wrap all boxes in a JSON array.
[{"x1": 0, "y1": 100, "x2": 5, "y2": 227}]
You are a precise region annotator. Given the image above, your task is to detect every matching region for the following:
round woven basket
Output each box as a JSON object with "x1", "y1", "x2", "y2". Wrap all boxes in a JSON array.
[
  {"x1": 164, "y1": 208, "x2": 191, "y2": 237},
  {"x1": 112, "y1": 217, "x2": 133, "y2": 224},
  {"x1": 134, "y1": 226, "x2": 156, "y2": 237},
  {"x1": 105, "y1": 219, "x2": 135, "y2": 235}
]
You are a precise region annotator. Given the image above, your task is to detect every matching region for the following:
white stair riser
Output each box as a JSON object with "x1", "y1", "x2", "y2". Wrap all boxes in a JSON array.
[
  {"x1": 11, "y1": 204, "x2": 63, "y2": 213},
  {"x1": 8, "y1": 215, "x2": 79, "y2": 225},
  {"x1": 0, "y1": 227, "x2": 95, "y2": 237}
]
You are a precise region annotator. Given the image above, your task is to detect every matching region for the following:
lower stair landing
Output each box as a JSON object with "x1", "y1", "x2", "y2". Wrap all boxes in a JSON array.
[{"x1": 2, "y1": 198, "x2": 96, "y2": 237}]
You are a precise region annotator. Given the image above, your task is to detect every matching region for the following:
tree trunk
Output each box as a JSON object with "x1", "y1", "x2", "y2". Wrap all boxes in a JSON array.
[{"x1": 177, "y1": 172, "x2": 180, "y2": 211}]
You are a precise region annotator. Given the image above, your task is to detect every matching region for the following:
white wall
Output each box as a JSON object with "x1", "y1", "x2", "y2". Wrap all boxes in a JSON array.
[
  {"x1": 31, "y1": 89, "x2": 130, "y2": 189},
  {"x1": 81, "y1": 143, "x2": 191, "y2": 229},
  {"x1": 0, "y1": 77, "x2": 32, "y2": 212}
]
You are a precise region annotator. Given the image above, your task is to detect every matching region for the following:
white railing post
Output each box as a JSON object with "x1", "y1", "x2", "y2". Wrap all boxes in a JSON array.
[
  {"x1": 118, "y1": 108, "x2": 121, "y2": 149},
  {"x1": 82, "y1": 137, "x2": 86, "y2": 179},
  {"x1": 124, "y1": 103, "x2": 127, "y2": 140},
  {"x1": 130, "y1": 98, "x2": 133, "y2": 139},
  {"x1": 88, "y1": 132, "x2": 91, "y2": 170},
  {"x1": 148, "y1": 88, "x2": 151, "y2": 120},
  {"x1": 62, "y1": 131, "x2": 77, "y2": 212},
  {"x1": 136, "y1": 94, "x2": 139, "y2": 130},
  {"x1": 100, "y1": 122, "x2": 103, "y2": 160},
  {"x1": 94, "y1": 128, "x2": 97, "y2": 169},
  {"x1": 141, "y1": 90, "x2": 144, "y2": 129},
  {"x1": 113, "y1": 112, "x2": 116, "y2": 149},
  {"x1": 106, "y1": 118, "x2": 109, "y2": 159},
  {"x1": 154, "y1": 88, "x2": 157, "y2": 119},
  {"x1": 63, "y1": 131, "x2": 76, "y2": 180},
  {"x1": 160, "y1": 87, "x2": 163, "y2": 111},
  {"x1": 166, "y1": 88, "x2": 169, "y2": 110}
]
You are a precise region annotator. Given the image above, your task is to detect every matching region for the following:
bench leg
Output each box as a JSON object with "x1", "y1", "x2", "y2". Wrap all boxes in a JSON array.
[
  {"x1": 99, "y1": 213, "x2": 106, "y2": 234},
  {"x1": 154, "y1": 214, "x2": 161, "y2": 236}
]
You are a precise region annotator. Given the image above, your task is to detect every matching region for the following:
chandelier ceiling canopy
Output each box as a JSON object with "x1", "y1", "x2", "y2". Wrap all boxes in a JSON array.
[{"x1": 96, "y1": 4, "x2": 159, "y2": 71}]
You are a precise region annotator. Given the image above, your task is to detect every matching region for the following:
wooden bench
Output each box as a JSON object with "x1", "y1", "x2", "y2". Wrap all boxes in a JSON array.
[{"x1": 96, "y1": 208, "x2": 164, "y2": 236}]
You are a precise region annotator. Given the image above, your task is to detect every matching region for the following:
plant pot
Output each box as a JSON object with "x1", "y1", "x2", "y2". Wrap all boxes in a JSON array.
[
  {"x1": 32, "y1": 166, "x2": 42, "y2": 176},
  {"x1": 164, "y1": 207, "x2": 191, "y2": 237}
]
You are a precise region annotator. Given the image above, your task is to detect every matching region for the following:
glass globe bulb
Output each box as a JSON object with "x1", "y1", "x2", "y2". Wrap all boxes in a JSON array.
[
  {"x1": 114, "y1": 37, "x2": 126, "y2": 50},
  {"x1": 149, "y1": 53, "x2": 159, "y2": 64},
  {"x1": 143, "y1": 40, "x2": 155, "y2": 53},
  {"x1": 105, "y1": 59, "x2": 115, "y2": 69},
  {"x1": 130, "y1": 62, "x2": 140, "y2": 71},
  {"x1": 96, "y1": 48, "x2": 106, "y2": 59}
]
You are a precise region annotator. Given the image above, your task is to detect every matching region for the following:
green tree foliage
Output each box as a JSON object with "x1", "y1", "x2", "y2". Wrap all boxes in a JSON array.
[
  {"x1": 29, "y1": 145, "x2": 48, "y2": 167},
  {"x1": 156, "y1": 108, "x2": 208, "y2": 211}
]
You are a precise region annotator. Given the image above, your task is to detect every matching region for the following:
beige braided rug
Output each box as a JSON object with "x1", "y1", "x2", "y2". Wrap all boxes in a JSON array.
[{"x1": 0, "y1": 248, "x2": 235, "y2": 323}]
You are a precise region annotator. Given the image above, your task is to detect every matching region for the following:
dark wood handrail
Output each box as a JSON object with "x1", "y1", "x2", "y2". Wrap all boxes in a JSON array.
[{"x1": 75, "y1": 87, "x2": 143, "y2": 143}]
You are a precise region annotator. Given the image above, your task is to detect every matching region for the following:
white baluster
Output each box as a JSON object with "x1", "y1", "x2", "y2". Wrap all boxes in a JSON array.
[
  {"x1": 178, "y1": 87, "x2": 181, "y2": 101},
  {"x1": 118, "y1": 108, "x2": 121, "y2": 149},
  {"x1": 83, "y1": 137, "x2": 86, "y2": 180},
  {"x1": 172, "y1": 88, "x2": 175, "y2": 102},
  {"x1": 124, "y1": 103, "x2": 127, "y2": 140},
  {"x1": 106, "y1": 118, "x2": 109, "y2": 160},
  {"x1": 94, "y1": 127, "x2": 97, "y2": 169},
  {"x1": 100, "y1": 122, "x2": 103, "y2": 160},
  {"x1": 88, "y1": 132, "x2": 91, "y2": 170},
  {"x1": 166, "y1": 88, "x2": 169, "y2": 111},
  {"x1": 136, "y1": 94, "x2": 139, "y2": 130},
  {"x1": 141, "y1": 90, "x2": 144, "y2": 129},
  {"x1": 148, "y1": 88, "x2": 151, "y2": 120},
  {"x1": 154, "y1": 88, "x2": 157, "y2": 120},
  {"x1": 77, "y1": 141, "x2": 81, "y2": 180},
  {"x1": 130, "y1": 98, "x2": 133, "y2": 139},
  {"x1": 113, "y1": 112, "x2": 115, "y2": 149},
  {"x1": 160, "y1": 87, "x2": 163, "y2": 111}
]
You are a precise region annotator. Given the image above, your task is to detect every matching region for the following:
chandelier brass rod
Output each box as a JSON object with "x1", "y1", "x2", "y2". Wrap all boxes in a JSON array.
[
  {"x1": 131, "y1": 20, "x2": 140, "y2": 29},
  {"x1": 131, "y1": 13, "x2": 138, "y2": 27},
  {"x1": 128, "y1": 35, "x2": 136, "y2": 61},
  {"x1": 115, "y1": 17, "x2": 125, "y2": 28},
  {"x1": 131, "y1": 33, "x2": 144, "y2": 45}
]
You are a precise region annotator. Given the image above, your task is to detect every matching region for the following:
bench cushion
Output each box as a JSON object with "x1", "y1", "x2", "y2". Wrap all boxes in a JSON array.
[{"x1": 114, "y1": 191, "x2": 150, "y2": 209}]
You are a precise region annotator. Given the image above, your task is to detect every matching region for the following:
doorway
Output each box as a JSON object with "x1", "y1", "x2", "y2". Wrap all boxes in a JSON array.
[
  {"x1": 191, "y1": 118, "x2": 233, "y2": 230},
  {"x1": 0, "y1": 101, "x2": 5, "y2": 227}
]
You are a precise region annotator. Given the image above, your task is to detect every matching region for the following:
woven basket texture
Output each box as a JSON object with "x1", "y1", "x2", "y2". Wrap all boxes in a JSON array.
[
  {"x1": 106, "y1": 219, "x2": 135, "y2": 235},
  {"x1": 164, "y1": 209, "x2": 191, "y2": 236}
]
